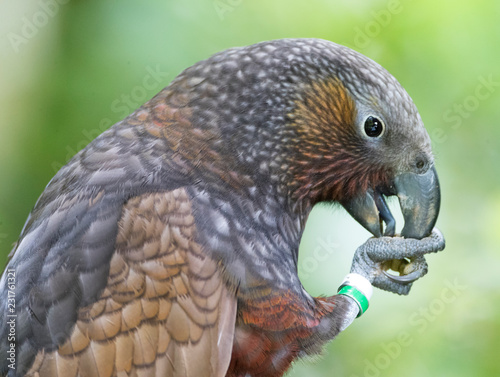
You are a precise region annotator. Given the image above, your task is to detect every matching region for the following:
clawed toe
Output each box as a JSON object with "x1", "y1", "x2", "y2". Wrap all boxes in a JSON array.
[
  {"x1": 381, "y1": 256, "x2": 428, "y2": 284},
  {"x1": 350, "y1": 230, "x2": 443, "y2": 295}
]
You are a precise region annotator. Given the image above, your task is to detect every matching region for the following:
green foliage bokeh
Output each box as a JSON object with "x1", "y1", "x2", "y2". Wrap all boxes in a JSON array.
[{"x1": 0, "y1": 1, "x2": 499, "y2": 376}]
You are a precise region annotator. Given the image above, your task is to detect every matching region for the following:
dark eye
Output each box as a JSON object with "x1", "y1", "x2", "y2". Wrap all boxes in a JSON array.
[{"x1": 364, "y1": 116, "x2": 384, "y2": 137}]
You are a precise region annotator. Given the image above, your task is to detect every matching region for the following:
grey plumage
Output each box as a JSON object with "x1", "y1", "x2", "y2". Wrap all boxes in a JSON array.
[{"x1": 0, "y1": 38, "x2": 444, "y2": 377}]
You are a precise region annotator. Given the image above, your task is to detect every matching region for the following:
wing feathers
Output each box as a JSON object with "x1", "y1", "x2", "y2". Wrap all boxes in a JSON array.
[{"x1": 24, "y1": 189, "x2": 237, "y2": 377}]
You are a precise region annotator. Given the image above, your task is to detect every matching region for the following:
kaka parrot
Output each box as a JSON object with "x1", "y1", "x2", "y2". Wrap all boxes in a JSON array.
[{"x1": 0, "y1": 39, "x2": 445, "y2": 377}]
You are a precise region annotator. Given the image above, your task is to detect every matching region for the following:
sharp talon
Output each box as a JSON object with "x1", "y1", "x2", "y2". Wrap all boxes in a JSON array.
[{"x1": 382, "y1": 269, "x2": 421, "y2": 284}]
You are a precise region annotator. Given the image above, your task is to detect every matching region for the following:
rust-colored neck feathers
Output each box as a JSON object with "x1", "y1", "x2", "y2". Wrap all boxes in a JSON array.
[
  {"x1": 133, "y1": 87, "x2": 254, "y2": 191},
  {"x1": 287, "y1": 77, "x2": 390, "y2": 205}
]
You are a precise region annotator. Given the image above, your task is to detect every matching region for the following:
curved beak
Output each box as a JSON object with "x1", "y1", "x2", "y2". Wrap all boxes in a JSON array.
[
  {"x1": 340, "y1": 166, "x2": 441, "y2": 240},
  {"x1": 394, "y1": 165, "x2": 441, "y2": 239}
]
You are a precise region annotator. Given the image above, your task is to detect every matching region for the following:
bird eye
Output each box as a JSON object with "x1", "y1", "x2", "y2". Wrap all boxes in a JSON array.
[{"x1": 364, "y1": 116, "x2": 384, "y2": 138}]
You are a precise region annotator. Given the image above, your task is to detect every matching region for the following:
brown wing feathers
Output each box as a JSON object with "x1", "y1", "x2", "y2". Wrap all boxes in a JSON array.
[{"x1": 25, "y1": 189, "x2": 237, "y2": 377}]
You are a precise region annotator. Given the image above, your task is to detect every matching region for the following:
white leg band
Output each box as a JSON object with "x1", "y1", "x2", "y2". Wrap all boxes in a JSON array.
[{"x1": 340, "y1": 273, "x2": 373, "y2": 301}]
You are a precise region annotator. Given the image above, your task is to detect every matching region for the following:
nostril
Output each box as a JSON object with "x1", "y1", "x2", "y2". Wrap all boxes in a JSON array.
[
  {"x1": 414, "y1": 155, "x2": 429, "y2": 173},
  {"x1": 416, "y1": 159, "x2": 425, "y2": 170}
]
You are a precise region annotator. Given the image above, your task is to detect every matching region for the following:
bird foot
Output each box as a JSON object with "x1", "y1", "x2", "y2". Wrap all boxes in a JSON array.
[{"x1": 350, "y1": 228, "x2": 445, "y2": 295}]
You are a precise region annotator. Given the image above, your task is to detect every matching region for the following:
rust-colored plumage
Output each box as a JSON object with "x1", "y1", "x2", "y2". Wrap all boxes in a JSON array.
[
  {"x1": 0, "y1": 39, "x2": 443, "y2": 377},
  {"x1": 289, "y1": 77, "x2": 390, "y2": 203}
]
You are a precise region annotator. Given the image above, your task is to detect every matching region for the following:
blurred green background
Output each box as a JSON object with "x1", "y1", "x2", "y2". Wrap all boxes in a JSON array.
[{"x1": 0, "y1": 0, "x2": 499, "y2": 376}]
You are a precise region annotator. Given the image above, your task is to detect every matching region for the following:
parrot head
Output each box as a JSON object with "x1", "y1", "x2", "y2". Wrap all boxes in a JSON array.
[
  {"x1": 278, "y1": 40, "x2": 440, "y2": 242},
  {"x1": 159, "y1": 38, "x2": 440, "y2": 252}
]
